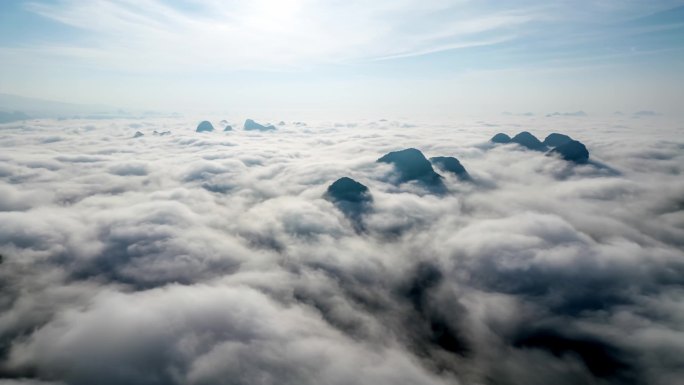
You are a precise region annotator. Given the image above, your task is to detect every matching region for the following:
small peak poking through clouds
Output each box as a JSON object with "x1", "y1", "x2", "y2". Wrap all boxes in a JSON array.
[
  {"x1": 244, "y1": 119, "x2": 276, "y2": 131},
  {"x1": 490, "y1": 133, "x2": 512, "y2": 144},
  {"x1": 326, "y1": 177, "x2": 372, "y2": 204},
  {"x1": 377, "y1": 148, "x2": 444, "y2": 189},
  {"x1": 549, "y1": 139, "x2": 590, "y2": 163},
  {"x1": 429, "y1": 156, "x2": 471, "y2": 181},
  {"x1": 196, "y1": 121, "x2": 214, "y2": 132},
  {"x1": 325, "y1": 177, "x2": 372, "y2": 232}
]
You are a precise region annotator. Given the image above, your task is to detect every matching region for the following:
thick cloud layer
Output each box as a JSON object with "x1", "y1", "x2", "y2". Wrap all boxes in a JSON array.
[{"x1": 1, "y1": 116, "x2": 683, "y2": 385}]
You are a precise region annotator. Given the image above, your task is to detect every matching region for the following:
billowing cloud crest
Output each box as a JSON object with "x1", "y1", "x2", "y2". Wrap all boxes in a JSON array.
[{"x1": 1, "y1": 115, "x2": 683, "y2": 384}]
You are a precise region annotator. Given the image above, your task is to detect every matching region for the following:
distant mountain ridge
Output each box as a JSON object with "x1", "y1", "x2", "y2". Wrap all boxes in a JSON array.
[
  {"x1": 0, "y1": 110, "x2": 30, "y2": 123},
  {"x1": 0, "y1": 93, "x2": 112, "y2": 117},
  {"x1": 0, "y1": 93, "x2": 168, "y2": 121}
]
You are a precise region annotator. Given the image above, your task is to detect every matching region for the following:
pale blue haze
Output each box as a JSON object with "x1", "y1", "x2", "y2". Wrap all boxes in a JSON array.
[{"x1": 1, "y1": 0, "x2": 683, "y2": 117}]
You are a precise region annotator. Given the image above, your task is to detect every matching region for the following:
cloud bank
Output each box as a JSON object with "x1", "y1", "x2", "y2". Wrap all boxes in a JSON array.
[{"x1": 1, "y1": 115, "x2": 683, "y2": 384}]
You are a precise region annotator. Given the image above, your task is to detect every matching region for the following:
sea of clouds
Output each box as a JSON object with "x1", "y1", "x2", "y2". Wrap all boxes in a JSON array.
[{"x1": 1, "y1": 115, "x2": 683, "y2": 385}]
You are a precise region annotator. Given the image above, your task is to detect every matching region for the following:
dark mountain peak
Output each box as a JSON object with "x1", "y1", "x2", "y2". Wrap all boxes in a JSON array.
[
  {"x1": 491, "y1": 133, "x2": 511, "y2": 143},
  {"x1": 549, "y1": 140, "x2": 589, "y2": 163},
  {"x1": 377, "y1": 148, "x2": 443, "y2": 187},
  {"x1": 196, "y1": 121, "x2": 214, "y2": 132},
  {"x1": 543, "y1": 133, "x2": 573, "y2": 147},
  {"x1": 325, "y1": 177, "x2": 372, "y2": 232},
  {"x1": 511, "y1": 131, "x2": 546, "y2": 151},
  {"x1": 326, "y1": 177, "x2": 371, "y2": 204},
  {"x1": 430, "y1": 156, "x2": 471, "y2": 181},
  {"x1": 244, "y1": 119, "x2": 276, "y2": 131}
]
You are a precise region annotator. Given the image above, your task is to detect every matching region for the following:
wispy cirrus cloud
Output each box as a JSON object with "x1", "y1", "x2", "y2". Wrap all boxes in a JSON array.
[{"x1": 20, "y1": 0, "x2": 541, "y2": 71}]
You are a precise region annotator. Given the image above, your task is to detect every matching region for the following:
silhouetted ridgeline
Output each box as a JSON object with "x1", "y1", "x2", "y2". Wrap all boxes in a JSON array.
[
  {"x1": 511, "y1": 131, "x2": 547, "y2": 151},
  {"x1": 543, "y1": 133, "x2": 573, "y2": 147},
  {"x1": 491, "y1": 131, "x2": 591, "y2": 164}
]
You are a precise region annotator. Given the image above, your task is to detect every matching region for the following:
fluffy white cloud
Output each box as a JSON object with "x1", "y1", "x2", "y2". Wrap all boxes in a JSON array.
[{"x1": 0, "y1": 114, "x2": 683, "y2": 384}]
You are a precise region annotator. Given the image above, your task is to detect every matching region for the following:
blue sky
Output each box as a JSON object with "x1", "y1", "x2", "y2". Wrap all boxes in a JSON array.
[{"x1": 1, "y1": 0, "x2": 683, "y2": 117}]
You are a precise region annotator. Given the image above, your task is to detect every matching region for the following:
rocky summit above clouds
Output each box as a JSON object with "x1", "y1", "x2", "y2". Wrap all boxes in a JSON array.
[
  {"x1": 429, "y1": 156, "x2": 471, "y2": 181},
  {"x1": 196, "y1": 120, "x2": 214, "y2": 132},
  {"x1": 543, "y1": 133, "x2": 573, "y2": 147},
  {"x1": 326, "y1": 177, "x2": 372, "y2": 204},
  {"x1": 490, "y1": 132, "x2": 512, "y2": 143},
  {"x1": 511, "y1": 131, "x2": 547, "y2": 151},
  {"x1": 377, "y1": 148, "x2": 444, "y2": 188},
  {"x1": 244, "y1": 119, "x2": 276, "y2": 131},
  {"x1": 491, "y1": 130, "x2": 591, "y2": 164},
  {"x1": 549, "y1": 139, "x2": 590, "y2": 163},
  {"x1": 325, "y1": 177, "x2": 372, "y2": 231}
]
